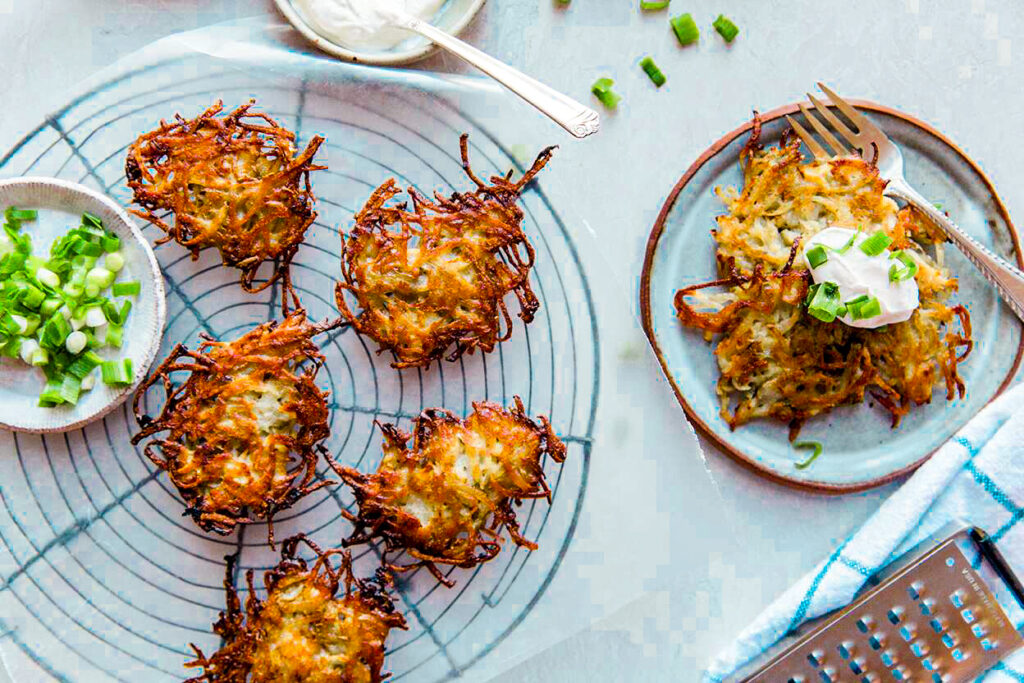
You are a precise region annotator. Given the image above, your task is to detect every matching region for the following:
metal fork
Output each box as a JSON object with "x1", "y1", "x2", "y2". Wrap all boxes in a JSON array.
[{"x1": 787, "y1": 82, "x2": 1024, "y2": 322}]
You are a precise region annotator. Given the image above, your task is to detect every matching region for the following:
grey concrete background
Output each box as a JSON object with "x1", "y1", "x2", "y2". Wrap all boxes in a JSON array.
[{"x1": 2, "y1": 0, "x2": 1022, "y2": 681}]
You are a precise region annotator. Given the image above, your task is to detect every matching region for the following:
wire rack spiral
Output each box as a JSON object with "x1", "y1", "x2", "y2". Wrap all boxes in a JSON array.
[{"x1": 0, "y1": 54, "x2": 599, "y2": 682}]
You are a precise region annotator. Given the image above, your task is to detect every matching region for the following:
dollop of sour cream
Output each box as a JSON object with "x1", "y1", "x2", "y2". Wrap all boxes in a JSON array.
[
  {"x1": 802, "y1": 226, "x2": 920, "y2": 329},
  {"x1": 294, "y1": 0, "x2": 445, "y2": 51}
]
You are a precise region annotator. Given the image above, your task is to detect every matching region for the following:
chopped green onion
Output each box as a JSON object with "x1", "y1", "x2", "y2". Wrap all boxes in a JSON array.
[
  {"x1": 806, "y1": 281, "x2": 843, "y2": 322},
  {"x1": 65, "y1": 330, "x2": 88, "y2": 355},
  {"x1": 834, "y1": 231, "x2": 859, "y2": 254},
  {"x1": 67, "y1": 351, "x2": 102, "y2": 380},
  {"x1": 847, "y1": 295, "x2": 882, "y2": 320},
  {"x1": 59, "y1": 375, "x2": 82, "y2": 405},
  {"x1": 806, "y1": 245, "x2": 828, "y2": 269},
  {"x1": 591, "y1": 77, "x2": 622, "y2": 109},
  {"x1": 86, "y1": 266, "x2": 115, "y2": 289},
  {"x1": 640, "y1": 0, "x2": 670, "y2": 10},
  {"x1": 38, "y1": 378, "x2": 65, "y2": 407},
  {"x1": 36, "y1": 267, "x2": 60, "y2": 288},
  {"x1": 888, "y1": 250, "x2": 918, "y2": 282},
  {"x1": 794, "y1": 441, "x2": 824, "y2": 469},
  {"x1": 81, "y1": 212, "x2": 103, "y2": 229},
  {"x1": 111, "y1": 281, "x2": 140, "y2": 297},
  {"x1": 101, "y1": 358, "x2": 134, "y2": 385},
  {"x1": 859, "y1": 230, "x2": 893, "y2": 257},
  {"x1": 712, "y1": 14, "x2": 739, "y2": 42},
  {"x1": 101, "y1": 234, "x2": 120, "y2": 254},
  {"x1": 639, "y1": 56, "x2": 667, "y2": 87},
  {"x1": 104, "y1": 252, "x2": 124, "y2": 273},
  {"x1": 40, "y1": 297, "x2": 62, "y2": 316},
  {"x1": 670, "y1": 13, "x2": 700, "y2": 45},
  {"x1": 105, "y1": 324, "x2": 124, "y2": 349},
  {"x1": 85, "y1": 306, "x2": 107, "y2": 328}
]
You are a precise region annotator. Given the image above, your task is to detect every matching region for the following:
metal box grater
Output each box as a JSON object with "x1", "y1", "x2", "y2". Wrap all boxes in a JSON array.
[{"x1": 738, "y1": 526, "x2": 1024, "y2": 682}]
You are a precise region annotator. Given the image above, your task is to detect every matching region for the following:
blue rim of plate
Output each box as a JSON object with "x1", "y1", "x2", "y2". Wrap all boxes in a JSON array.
[{"x1": 639, "y1": 100, "x2": 1024, "y2": 494}]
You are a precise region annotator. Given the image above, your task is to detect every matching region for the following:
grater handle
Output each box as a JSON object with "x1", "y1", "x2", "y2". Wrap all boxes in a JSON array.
[{"x1": 971, "y1": 527, "x2": 1024, "y2": 611}]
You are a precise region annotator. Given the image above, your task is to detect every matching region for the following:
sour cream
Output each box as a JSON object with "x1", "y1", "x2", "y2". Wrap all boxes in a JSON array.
[
  {"x1": 802, "y1": 227, "x2": 919, "y2": 329},
  {"x1": 294, "y1": 0, "x2": 445, "y2": 51}
]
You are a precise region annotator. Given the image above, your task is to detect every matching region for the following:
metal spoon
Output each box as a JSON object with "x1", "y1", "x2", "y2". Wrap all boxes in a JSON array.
[{"x1": 386, "y1": 8, "x2": 601, "y2": 139}]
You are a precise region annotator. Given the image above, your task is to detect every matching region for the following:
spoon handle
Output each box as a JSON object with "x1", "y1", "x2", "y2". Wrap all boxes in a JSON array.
[{"x1": 401, "y1": 16, "x2": 600, "y2": 139}]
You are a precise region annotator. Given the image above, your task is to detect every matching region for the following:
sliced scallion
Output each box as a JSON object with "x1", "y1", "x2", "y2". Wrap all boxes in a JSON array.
[
  {"x1": 806, "y1": 245, "x2": 828, "y2": 269},
  {"x1": 859, "y1": 230, "x2": 893, "y2": 257},
  {"x1": 806, "y1": 281, "x2": 843, "y2": 322},
  {"x1": 639, "y1": 57, "x2": 667, "y2": 87},
  {"x1": 794, "y1": 441, "x2": 824, "y2": 469},
  {"x1": 712, "y1": 14, "x2": 739, "y2": 42},
  {"x1": 591, "y1": 78, "x2": 622, "y2": 109},
  {"x1": 888, "y1": 250, "x2": 918, "y2": 282},
  {"x1": 100, "y1": 358, "x2": 133, "y2": 385},
  {"x1": 640, "y1": 0, "x2": 670, "y2": 9},
  {"x1": 670, "y1": 13, "x2": 700, "y2": 45}
]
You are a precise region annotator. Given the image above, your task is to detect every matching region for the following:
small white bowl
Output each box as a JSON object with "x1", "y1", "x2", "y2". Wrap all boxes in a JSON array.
[
  {"x1": 0, "y1": 178, "x2": 166, "y2": 433},
  {"x1": 274, "y1": 0, "x2": 485, "y2": 66}
]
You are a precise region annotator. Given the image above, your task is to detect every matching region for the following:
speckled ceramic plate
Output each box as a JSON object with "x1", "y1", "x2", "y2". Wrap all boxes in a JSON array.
[
  {"x1": 273, "y1": 0, "x2": 485, "y2": 65},
  {"x1": 640, "y1": 102, "x2": 1024, "y2": 493},
  {"x1": 0, "y1": 178, "x2": 166, "y2": 433}
]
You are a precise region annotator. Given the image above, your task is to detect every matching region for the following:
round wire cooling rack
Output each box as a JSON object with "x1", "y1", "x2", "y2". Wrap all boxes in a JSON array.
[{"x1": 0, "y1": 56, "x2": 599, "y2": 682}]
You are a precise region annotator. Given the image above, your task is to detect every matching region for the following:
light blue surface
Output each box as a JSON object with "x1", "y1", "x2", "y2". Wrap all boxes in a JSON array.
[{"x1": 645, "y1": 109, "x2": 1023, "y2": 489}]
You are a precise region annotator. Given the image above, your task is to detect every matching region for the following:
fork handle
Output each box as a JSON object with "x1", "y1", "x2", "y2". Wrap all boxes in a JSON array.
[{"x1": 887, "y1": 182, "x2": 1024, "y2": 322}]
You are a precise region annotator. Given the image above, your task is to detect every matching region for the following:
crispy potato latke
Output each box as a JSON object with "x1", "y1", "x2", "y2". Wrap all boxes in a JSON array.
[
  {"x1": 674, "y1": 117, "x2": 972, "y2": 436},
  {"x1": 132, "y1": 312, "x2": 337, "y2": 541},
  {"x1": 337, "y1": 397, "x2": 566, "y2": 585},
  {"x1": 186, "y1": 536, "x2": 407, "y2": 683},
  {"x1": 336, "y1": 134, "x2": 555, "y2": 368},
  {"x1": 125, "y1": 100, "x2": 324, "y2": 312}
]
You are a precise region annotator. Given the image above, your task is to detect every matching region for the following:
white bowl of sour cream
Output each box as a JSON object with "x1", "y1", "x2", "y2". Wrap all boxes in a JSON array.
[{"x1": 276, "y1": 0, "x2": 485, "y2": 65}]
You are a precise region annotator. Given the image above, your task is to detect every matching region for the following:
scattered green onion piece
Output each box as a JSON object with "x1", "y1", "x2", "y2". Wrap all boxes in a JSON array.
[
  {"x1": 794, "y1": 441, "x2": 824, "y2": 469},
  {"x1": 591, "y1": 78, "x2": 622, "y2": 109},
  {"x1": 859, "y1": 230, "x2": 893, "y2": 257},
  {"x1": 65, "y1": 330, "x2": 88, "y2": 355},
  {"x1": 712, "y1": 14, "x2": 739, "y2": 42},
  {"x1": 118, "y1": 300, "x2": 132, "y2": 324},
  {"x1": 806, "y1": 281, "x2": 842, "y2": 322},
  {"x1": 40, "y1": 297, "x2": 61, "y2": 316},
  {"x1": 112, "y1": 281, "x2": 140, "y2": 297},
  {"x1": 833, "y1": 231, "x2": 859, "y2": 254},
  {"x1": 101, "y1": 358, "x2": 134, "y2": 386},
  {"x1": 806, "y1": 245, "x2": 828, "y2": 269},
  {"x1": 30, "y1": 348, "x2": 49, "y2": 367},
  {"x1": 853, "y1": 296, "x2": 881, "y2": 320},
  {"x1": 81, "y1": 212, "x2": 103, "y2": 229},
  {"x1": 670, "y1": 13, "x2": 700, "y2": 45},
  {"x1": 640, "y1": 0, "x2": 670, "y2": 8},
  {"x1": 101, "y1": 234, "x2": 121, "y2": 254},
  {"x1": 888, "y1": 250, "x2": 918, "y2": 282},
  {"x1": 639, "y1": 56, "x2": 667, "y2": 87}
]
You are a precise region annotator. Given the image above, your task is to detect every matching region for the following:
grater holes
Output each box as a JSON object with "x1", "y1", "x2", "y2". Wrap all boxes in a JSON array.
[
  {"x1": 856, "y1": 616, "x2": 872, "y2": 633},
  {"x1": 949, "y1": 591, "x2": 964, "y2": 608},
  {"x1": 910, "y1": 640, "x2": 928, "y2": 657},
  {"x1": 818, "y1": 667, "x2": 836, "y2": 683},
  {"x1": 869, "y1": 634, "x2": 885, "y2": 650},
  {"x1": 920, "y1": 598, "x2": 935, "y2": 616},
  {"x1": 929, "y1": 617, "x2": 944, "y2": 633},
  {"x1": 807, "y1": 650, "x2": 824, "y2": 668},
  {"x1": 941, "y1": 633, "x2": 956, "y2": 648},
  {"x1": 960, "y1": 608, "x2": 975, "y2": 623},
  {"x1": 880, "y1": 650, "x2": 896, "y2": 667},
  {"x1": 981, "y1": 638, "x2": 996, "y2": 651},
  {"x1": 951, "y1": 647, "x2": 968, "y2": 661},
  {"x1": 899, "y1": 625, "x2": 915, "y2": 642},
  {"x1": 891, "y1": 666, "x2": 909, "y2": 680},
  {"x1": 907, "y1": 581, "x2": 924, "y2": 600},
  {"x1": 922, "y1": 656, "x2": 936, "y2": 671},
  {"x1": 849, "y1": 657, "x2": 866, "y2": 675},
  {"x1": 887, "y1": 607, "x2": 903, "y2": 624},
  {"x1": 972, "y1": 623, "x2": 986, "y2": 638},
  {"x1": 837, "y1": 642, "x2": 853, "y2": 660}
]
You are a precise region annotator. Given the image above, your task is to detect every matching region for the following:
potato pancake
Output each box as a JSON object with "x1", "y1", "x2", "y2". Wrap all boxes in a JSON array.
[
  {"x1": 132, "y1": 312, "x2": 336, "y2": 540},
  {"x1": 337, "y1": 397, "x2": 566, "y2": 585},
  {"x1": 186, "y1": 536, "x2": 406, "y2": 683},
  {"x1": 125, "y1": 100, "x2": 324, "y2": 312},
  {"x1": 336, "y1": 134, "x2": 554, "y2": 368},
  {"x1": 674, "y1": 118, "x2": 972, "y2": 435}
]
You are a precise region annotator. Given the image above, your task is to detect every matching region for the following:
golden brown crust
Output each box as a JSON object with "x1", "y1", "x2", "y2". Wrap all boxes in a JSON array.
[
  {"x1": 335, "y1": 135, "x2": 554, "y2": 368},
  {"x1": 186, "y1": 536, "x2": 407, "y2": 683},
  {"x1": 131, "y1": 312, "x2": 337, "y2": 542},
  {"x1": 336, "y1": 397, "x2": 566, "y2": 586},
  {"x1": 125, "y1": 100, "x2": 324, "y2": 313},
  {"x1": 673, "y1": 119, "x2": 972, "y2": 435}
]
